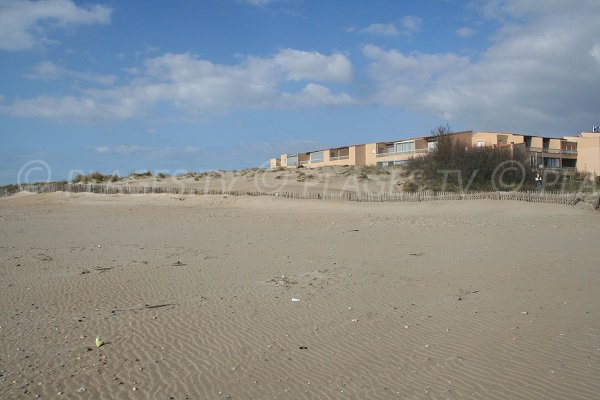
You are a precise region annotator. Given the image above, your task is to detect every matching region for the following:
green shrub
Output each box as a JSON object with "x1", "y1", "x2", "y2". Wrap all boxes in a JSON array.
[
  {"x1": 73, "y1": 172, "x2": 118, "y2": 183},
  {"x1": 128, "y1": 170, "x2": 153, "y2": 179},
  {"x1": 405, "y1": 126, "x2": 535, "y2": 191}
]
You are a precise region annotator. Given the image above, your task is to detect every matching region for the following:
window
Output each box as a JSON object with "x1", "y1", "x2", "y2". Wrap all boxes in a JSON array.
[
  {"x1": 395, "y1": 141, "x2": 415, "y2": 153},
  {"x1": 310, "y1": 151, "x2": 324, "y2": 162},
  {"x1": 544, "y1": 158, "x2": 560, "y2": 168},
  {"x1": 378, "y1": 144, "x2": 394, "y2": 154},
  {"x1": 476, "y1": 140, "x2": 486, "y2": 147},
  {"x1": 530, "y1": 155, "x2": 542, "y2": 168}
]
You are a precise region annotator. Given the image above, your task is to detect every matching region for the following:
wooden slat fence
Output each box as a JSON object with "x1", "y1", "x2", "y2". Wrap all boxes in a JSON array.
[{"x1": 0, "y1": 183, "x2": 591, "y2": 206}]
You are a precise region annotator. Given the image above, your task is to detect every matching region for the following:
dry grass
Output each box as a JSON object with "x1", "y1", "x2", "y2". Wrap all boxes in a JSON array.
[{"x1": 73, "y1": 172, "x2": 120, "y2": 184}]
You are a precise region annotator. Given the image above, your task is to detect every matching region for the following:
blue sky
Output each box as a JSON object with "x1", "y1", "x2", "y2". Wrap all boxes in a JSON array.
[{"x1": 1, "y1": 0, "x2": 599, "y2": 184}]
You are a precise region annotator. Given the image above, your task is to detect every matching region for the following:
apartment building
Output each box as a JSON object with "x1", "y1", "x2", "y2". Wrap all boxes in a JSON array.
[{"x1": 270, "y1": 130, "x2": 600, "y2": 178}]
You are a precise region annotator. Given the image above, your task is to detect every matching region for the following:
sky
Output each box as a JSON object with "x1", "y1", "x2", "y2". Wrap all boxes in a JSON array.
[{"x1": 1, "y1": 0, "x2": 599, "y2": 184}]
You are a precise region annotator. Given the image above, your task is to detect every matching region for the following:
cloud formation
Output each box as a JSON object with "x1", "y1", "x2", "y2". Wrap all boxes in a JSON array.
[
  {"x1": 0, "y1": 0, "x2": 111, "y2": 50},
  {"x1": 90, "y1": 139, "x2": 322, "y2": 171},
  {"x1": 399, "y1": 16, "x2": 422, "y2": 32},
  {"x1": 456, "y1": 27, "x2": 476, "y2": 38},
  {"x1": 360, "y1": 16, "x2": 422, "y2": 37},
  {"x1": 361, "y1": 23, "x2": 401, "y2": 37},
  {"x1": 2, "y1": 49, "x2": 355, "y2": 120},
  {"x1": 237, "y1": 0, "x2": 276, "y2": 7},
  {"x1": 2, "y1": 0, "x2": 598, "y2": 135},
  {"x1": 26, "y1": 61, "x2": 116, "y2": 84},
  {"x1": 363, "y1": 0, "x2": 600, "y2": 132},
  {"x1": 273, "y1": 49, "x2": 352, "y2": 83},
  {"x1": 93, "y1": 145, "x2": 201, "y2": 157}
]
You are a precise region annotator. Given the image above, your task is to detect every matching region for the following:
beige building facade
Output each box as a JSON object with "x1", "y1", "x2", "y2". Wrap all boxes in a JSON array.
[
  {"x1": 270, "y1": 130, "x2": 600, "y2": 178},
  {"x1": 562, "y1": 132, "x2": 600, "y2": 177}
]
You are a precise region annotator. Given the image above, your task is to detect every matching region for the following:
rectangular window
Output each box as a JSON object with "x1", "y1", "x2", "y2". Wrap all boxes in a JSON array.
[
  {"x1": 378, "y1": 144, "x2": 394, "y2": 154},
  {"x1": 395, "y1": 141, "x2": 415, "y2": 153},
  {"x1": 310, "y1": 151, "x2": 324, "y2": 162},
  {"x1": 544, "y1": 158, "x2": 560, "y2": 168}
]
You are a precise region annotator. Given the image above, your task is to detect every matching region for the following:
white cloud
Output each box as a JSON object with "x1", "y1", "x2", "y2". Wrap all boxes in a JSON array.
[
  {"x1": 361, "y1": 23, "x2": 400, "y2": 37},
  {"x1": 360, "y1": 16, "x2": 421, "y2": 37},
  {"x1": 26, "y1": 61, "x2": 116, "y2": 84},
  {"x1": 363, "y1": 0, "x2": 600, "y2": 133},
  {"x1": 282, "y1": 83, "x2": 356, "y2": 107},
  {"x1": 591, "y1": 44, "x2": 600, "y2": 64},
  {"x1": 237, "y1": 0, "x2": 277, "y2": 7},
  {"x1": 0, "y1": 0, "x2": 112, "y2": 50},
  {"x1": 456, "y1": 26, "x2": 476, "y2": 38},
  {"x1": 94, "y1": 146, "x2": 110, "y2": 154},
  {"x1": 3, "y1": 95, "x2": 143, "y2": 120},
  {"x1": 95, "y1": 145, "x2": 145, "y2": 156},
  {"x1": 273, "y1": 49, "x2": 352, "y2": 83},
  {"x1": 93, "y1": 144, "x2": 204, "y2": 159},
  {"x1": 474, "y1": 0, "x2": 588, "y2": 20},
  {"x1": 400, "y1": 16, "x2": 421, "y2": 32},
  {"x1": 1, "y1": 49, "x2": 355, "y2": 120}
]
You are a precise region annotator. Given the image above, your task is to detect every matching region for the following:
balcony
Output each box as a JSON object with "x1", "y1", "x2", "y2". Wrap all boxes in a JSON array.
[
  {"x1": 543, "y1": 148, "x2": 561, "y2": 154},
  {"x1": 542, "y1": 166, "x2": 577, "y2": 173},
  {"x1": 528, "y1": 146, "x2": 543, "y2": 152},
  {"x1": 376, "y1": 148, "x2": 428, "y2": 157},
  {"x1": 527, "y1": 147, "x2": 570, "y2": 154},
  {"x1": 329, "y1": 155, "x2": 350, "y2": 161}
]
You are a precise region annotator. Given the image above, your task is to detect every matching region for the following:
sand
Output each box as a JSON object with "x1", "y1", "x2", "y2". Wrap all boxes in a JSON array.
[{"x1": 0, "y1": 192, "x2": 599, "y2": 399}]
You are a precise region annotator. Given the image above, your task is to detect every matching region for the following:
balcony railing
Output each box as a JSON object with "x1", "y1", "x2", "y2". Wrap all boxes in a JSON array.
[
  {"x1": 329, "y1": 155, "x2": 350, "y2": 161},
  {"x1": 528, "y1": 147, "x2": 577, "y2": 155},
  {"x1": 528, "y1": 147, "x2": 567, "y2": 154},
  {"x1": 376, "y1": 148, "x2": 428, "y2": 157},
  {"x1": 543, "y1": 148, "x2": 561, "y2": 154},
  {"x1": 542, "y1": 166, "x2": 577, "y2": 173}
]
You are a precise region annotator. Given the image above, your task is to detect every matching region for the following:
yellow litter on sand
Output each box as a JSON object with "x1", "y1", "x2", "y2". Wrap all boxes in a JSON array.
[{"x1": 95, "y1": 337, "x2": 105, "y2": 347}]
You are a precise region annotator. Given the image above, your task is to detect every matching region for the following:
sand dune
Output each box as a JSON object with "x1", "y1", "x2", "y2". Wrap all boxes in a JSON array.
[
  {"x1": 1, "y1": 193, "x2": 599, "y2": 399},
  {"x1": 76, "y1": 166, "x2": 409, "y2": 194}
]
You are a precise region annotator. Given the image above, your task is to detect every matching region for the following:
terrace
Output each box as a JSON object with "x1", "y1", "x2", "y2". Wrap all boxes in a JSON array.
[
  {"x1": 376, "y1": 140, "x2": 428, "y2": 158},
  {"x1": 329, "y1": 147, "x2": 350, "y2": 161}
]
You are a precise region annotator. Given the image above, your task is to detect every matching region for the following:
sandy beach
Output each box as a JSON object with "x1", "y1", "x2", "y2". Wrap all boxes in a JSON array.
[{"x1": 1, "y1": 192, "x2": 599, "y2": 399}]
